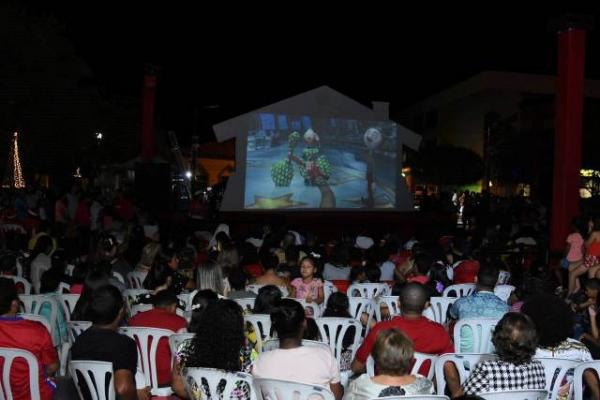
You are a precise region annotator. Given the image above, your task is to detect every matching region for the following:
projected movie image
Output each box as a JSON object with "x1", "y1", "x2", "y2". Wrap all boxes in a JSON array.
[{"x1": 245, "y1": 113, "x2": 398, "y2": 209}]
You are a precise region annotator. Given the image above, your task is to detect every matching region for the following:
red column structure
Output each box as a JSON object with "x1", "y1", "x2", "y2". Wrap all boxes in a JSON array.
[
  {"x1": 141, "y1": 68, "x2": 157, "y2": 163},
  {"x1": 549, "y1": 16, "x2": 592, "y2": 252}
]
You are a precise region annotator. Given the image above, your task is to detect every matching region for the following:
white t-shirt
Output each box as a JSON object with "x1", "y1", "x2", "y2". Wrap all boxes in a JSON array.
[
  {"x1": 252, "y1": 346, "x2": 340, "y2": 387},
  {"x1": 323, "y1": 263, "x2": 351, "y2": 281},
  {"x1": 31, "y1": 253, "x2": 52, "y2": 294},
  {"x1": 379, "y1": 261, "x2": 396, "y2": 281}
]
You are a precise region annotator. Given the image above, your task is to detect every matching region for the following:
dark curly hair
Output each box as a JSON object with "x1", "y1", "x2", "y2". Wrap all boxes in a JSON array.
[
  {"x1": 322, "y1": 292, "x2": 351, "y2": 318},
  {"x1": 182, "y1": 299, "x2": 245, "y2": 372},
  {"x1": 492, "y1": 312, "x2": 538, "y2": 365},
  {"x1": 253, "y1": 285, "x2": 282, "y2": 314},
  {"x1": 521, "y1": 294, "x2": 574, "y2": 348}
]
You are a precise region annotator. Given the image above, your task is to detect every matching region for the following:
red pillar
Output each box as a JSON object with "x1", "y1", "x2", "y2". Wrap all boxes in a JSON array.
[
  {"x1": 141, "y1": 71, "x2": 157, "y2": 163},
  {"x1": 550, "y1": 22, "x2": 587, "y2": 252}
]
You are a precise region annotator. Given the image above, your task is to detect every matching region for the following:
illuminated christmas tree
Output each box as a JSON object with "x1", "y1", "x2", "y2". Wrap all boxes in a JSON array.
[{"x1": 3, "y1": 132, "x2": 25, "y2": 189}]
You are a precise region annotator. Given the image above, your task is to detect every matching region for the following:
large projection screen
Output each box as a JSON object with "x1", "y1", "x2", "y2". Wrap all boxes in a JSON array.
[{"x1": 213, "y1": 86, "x2": 420, "y2": 212}]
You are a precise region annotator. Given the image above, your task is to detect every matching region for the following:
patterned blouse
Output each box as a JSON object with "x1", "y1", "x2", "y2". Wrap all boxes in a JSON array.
[{"x1": 463, "y1": 359, "x2": 546, "y2": 395}]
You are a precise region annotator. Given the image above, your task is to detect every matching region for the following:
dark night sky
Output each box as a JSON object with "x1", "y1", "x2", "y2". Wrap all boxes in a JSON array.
[{"x1": 23, "y1": 3, "x2": 600, "y2": 138}]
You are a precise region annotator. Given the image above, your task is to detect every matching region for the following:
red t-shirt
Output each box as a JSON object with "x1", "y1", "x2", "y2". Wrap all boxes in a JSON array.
[
  {"x1": 453, "y1": 260, "x2": 480, "y2": 284},
  {"x1": 355, "y1": 316, "x2": 454, "y2": 365},
  {"x1": 0, "y1": 317, "x2": 58, "y2": 400},
  {"x1": 128, "y1": 308, "x2": 187, "y2": 385},
  {"x1": 243, "y1": 263, "x2": 264, "y2": 278}
]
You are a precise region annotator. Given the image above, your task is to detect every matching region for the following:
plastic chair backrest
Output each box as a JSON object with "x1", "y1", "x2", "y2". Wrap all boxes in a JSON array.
[
  {"x1": 374, "y1": 296, "x2": 400, "y2": 322},
  {"x1": 111, "y1": 271, "x2": 125, "y2": 284},
  {"x1": 347, "y1": 297, "x2": 374, "y2": 320},
  {"x1": 127, "y1": 271, "x2": 147, "y2": 289},
  {"x1": 323, "y1": 281, "x2": 337, "y2": 304},
  {"x1": 288, "y1": 298, "x2": 322, "y2": 318},
  {"x1": 434, "y1": 353, "x2": 497, "y2": 394},
  {"x1": 59, "y1": 293, "x2": 80, "y2": 321},
  {"x1": 178, "y1": 290, "x2": 198, "y2": 311},
  {"x1": 168, "y1": 333, "x2": 196, "y2": 360},
  {"x1": 7, "y1": 275, "x2": 31, "y2": 294},
  {"x1": 347, "y1": 283, "x2": 390, "y2": 298},
  {"x1": 123, "y1": 289, "x2": 151, "y2": 311},
  {"x1": 494, "y1": 284, "x2": 516, "y2": 303},
  {"x1": 254, "y1": 377, "x2": 334, "y2": 400},
  {"x1": 479, "y1": 390, "x2": 547, "y2": 400},
  {"x1": 425, "y1": 297, "x2": 456, "y2": 325},
  {"x1": 65, "y1": 264, "x2": 75, "y2": 277},
  {"x1": 442, "y1": 284, "x2": 476, "y2": 297},
  {"x1": 185, "y1": 367, "x2": 257, "y2": 400},
  {"x1": 69, "y1": 360, "x2": 115, "y2": 400},
  {"x1": 454, "y1": 318, "x2": 499, "y2": 353},
  {"x1": 261, "y1": 339, "x2": 331, "y2": 353},
  {"x1": 129, "y1": 303, "x2": 153, "y2": 317},
  {"x1": 315, "y1": 317, "x2": 362, "y2": 369},
  {"x1": 57, "y1": 282, "x2": 71, "y2": 293},
  {"x1": 68, "y1": 320, "x2": 92, "y2": 343},
  {"x1": 118, "y1": 326, "x2": 173, "y2": 394},
  {"x1": 366, "y1": 352, "x2": 438, "y2": 380},
  {"x1": 245, "y1": 314, "x2": 273, "y2": 351},
  {"x1": 573, "y1": 361, "x2": 600, "y2": 400},
  {"x1": 233, "y1": 297, "x2": 256, "y2": 313},
  {"x1": 533, "y1": 357, "x2": 578, "y2": 400},
  {"x1": 0, "y1": 347, "x2": 41, "y2": 400}
]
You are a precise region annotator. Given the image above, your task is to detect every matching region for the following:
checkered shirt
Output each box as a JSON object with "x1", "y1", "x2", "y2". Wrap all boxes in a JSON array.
[{"x1": 463, "y1": 359, "x2": 546, "y2": 395}]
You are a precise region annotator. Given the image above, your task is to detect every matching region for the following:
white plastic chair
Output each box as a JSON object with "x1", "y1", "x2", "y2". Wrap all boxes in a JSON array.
[
  {"x1": 68, "y1": 320, "x2": 92, "y2": 343},
  {"x1": 127, "y1": 271, "x2": 148, "y2": 289},
  {"x1": 434, "y1": 353, "x2": 497, "y2": 394},
  {"x1": 119, "y1": 326, "x2": 173, "y2": 396},
  {"x1": 533, "y1": 357, "x2": 579, "y2": 400},
  {"x1": 185, "y1": 367, "x2": 257, "y2": 400},
  {"x1": 443, "y1": 283, "x2": 476, "y2": 297},
  {"x1": 15, "y1": 258, "x2": 23, "y2": 277},
  {"x1": 254, "y1": 377, "x2": 334, "y2": 400},
  {"x1": 454, "y1": 318, "x2": 499, "y2": 353},
  {"x1": 178, "y1": 289, "x2": 198, "y2": 311},
  {"x1": 245, "y1": 314, "x2": 273, "y2": 351},
  {"x1": 315, "y1": 317, "x2": 362, "y2": 370},
  {"x1": 347, "y1": 282, "x2": 390, "y2": 298},
  {"x1": 479, "y1": 390, "x2": 547, "y2": 400},
  {"x1": 261, "y1": 338, "x2": 331, "y2": 353},
  {"x1": 0, "y1": 347, "x2": 41, "y2": 400},
  {"x1": 124, "y1": 289, "x2": 151, "y2": 311},
  {"x1": 367, "y1": 351, "x2": 439, "y2": 380},
  {"x1": 374, "y1": 296, "x2": 400, "y2": 322},
  {"x1": 572, "y1": 361, "x2": 600, "y2": 400},
  {"x1": 70, "y1": 360, "x2": 115, "y2": 400},
  {"x1": 289, "y1": 298, "x2": 322, "y2": 317},
  {"x1": 233, "y1": 297, "x2": 256, "y2": 312},
  {"x1": 425, "y1": 297, "x2": 456, "y2": 325},
  {"x1": 323, "y1": 280, "x2": 337, "y2": 304},
  {"x1": 347, "y1": 297, "x2": 375, "y2": 335},
  {"x1": 111, "y1": 271, "x2": 125, "y2": 284},
  {"x1": 59, "y1": 293, "x2": 80, "y2": 321},
  {"x1": 57, "y1": 282, "x2": 71, "y2": 293},
  {"x1": 494, "y1": 284, "x2": 516, "y2": 302},
  {"x1": 168, "y1": 332, "x2": 196, "y2": 360},
  {"x1": 7, "y1": 275, "x2": 32, "y2": 294}
]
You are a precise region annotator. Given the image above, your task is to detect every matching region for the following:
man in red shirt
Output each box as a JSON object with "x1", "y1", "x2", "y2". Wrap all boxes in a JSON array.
[
  {"x1": 129, "y1": 290, "x2": 187, "y2": 386},
  {"x1": 0, "y1": 278, "x2": 58, "y2": 400},
  {"x1": 351, "y1": 283, "x2": 454, "y2": 374}
]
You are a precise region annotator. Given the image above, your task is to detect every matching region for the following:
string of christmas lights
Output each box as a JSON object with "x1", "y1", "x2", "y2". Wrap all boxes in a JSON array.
[{"x1": 10, "y1": 132, "x2": 25, "y2": 189}]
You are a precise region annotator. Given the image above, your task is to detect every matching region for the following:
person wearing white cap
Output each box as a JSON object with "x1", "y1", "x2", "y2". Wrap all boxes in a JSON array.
[{"x1": 355, "y1": 236, "x2": 374, "y2": 250}]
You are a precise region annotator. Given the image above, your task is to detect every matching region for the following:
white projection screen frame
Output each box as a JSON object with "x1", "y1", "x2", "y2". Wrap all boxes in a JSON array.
[{"x1": 213, "y1": 86, "x2": 421, "y2": 212}]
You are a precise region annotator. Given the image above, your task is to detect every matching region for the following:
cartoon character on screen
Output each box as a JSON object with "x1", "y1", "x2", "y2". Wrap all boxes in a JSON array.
[{"x1": 363, "y1": 127, "x2": 383, "y2": 207}]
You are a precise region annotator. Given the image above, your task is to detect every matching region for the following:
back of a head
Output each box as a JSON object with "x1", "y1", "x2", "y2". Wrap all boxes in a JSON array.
[
  {"x1": 40, "y1": 269, "x2": 62, "y2": 293},
  {"x1": 271, "y1": 298, "x2": 305, "y2": 340},
  {"x1": 140, "y1": 242, "x2": 161, "y2": 266},
  {"x1": 492, "y1": 312, "x2": 538, "y2": 365},
  {"x1": 414, "y1": 253, "x2": 433, "y2": 276},
  {"x1": 254, "y1": 285, "x2": 282, "y2": 314},
  {"x1": 329, "y1": 244, "x2": 349, "y2": 266},
  {"x1": 188, "y1": 289, "x2": 219, "y2": 332},
  {"x1": 152, "y1": 290, "x2": 178, "y2": 310},
  {"x1": 285, "y1": 246, "x2": 300, "y2": 264},
  {"x1": 522, "y1": 293, "x2": 574, "y2": 348},
  {"x1": 89, "y1": 285, "x2": 124, "y2": 325},
  {"x1": 197, "y1": 260, "x2": 224, "y2": 295},
  {"x1": 144, "y1": 259, "x2": 172, "y2": 290},
  {"x1": 372, "y1": 328, "x2": 414, "y2": 376},
  {"x1": 364, "y1": 262, "x2": 381, "y2": 283},
  {"x1": 477, "y1": 264, "x2": 499, "y2": 289},
  {"x1": 323, "y1": 292, "x2": 351, "y2": 318},
  {"x1": 228, "y1": 268, "x2": 248, "y2": 291},
  {"x1": 83, "y1": 269, "x2": 111, "y2": 294},
  {"x1": 0, "y1": 278, "x2": 18, "y2": 315},
  {"x1": 399, "y1": 282, "x2": 428, "y2": 314}
]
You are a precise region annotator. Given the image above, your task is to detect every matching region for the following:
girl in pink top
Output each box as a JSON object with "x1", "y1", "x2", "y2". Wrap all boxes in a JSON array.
[{"x1": 290, "y1": 256, "x2": 324, "y2": 305}]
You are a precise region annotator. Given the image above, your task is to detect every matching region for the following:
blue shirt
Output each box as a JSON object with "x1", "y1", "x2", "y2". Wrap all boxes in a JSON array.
[{"x1": 449, "y1": 291, "x2": 509, "y2": 352}]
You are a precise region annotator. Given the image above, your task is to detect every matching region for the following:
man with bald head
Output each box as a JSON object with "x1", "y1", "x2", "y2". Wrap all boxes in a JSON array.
[{"x1": 351, "y1": 283, "x2": 454, "y2": 374}]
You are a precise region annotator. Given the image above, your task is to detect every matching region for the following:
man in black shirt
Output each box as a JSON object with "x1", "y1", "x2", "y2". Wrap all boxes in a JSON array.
[{"x1": 71, "y1": 285, "x2": 150, "y2": 400}]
